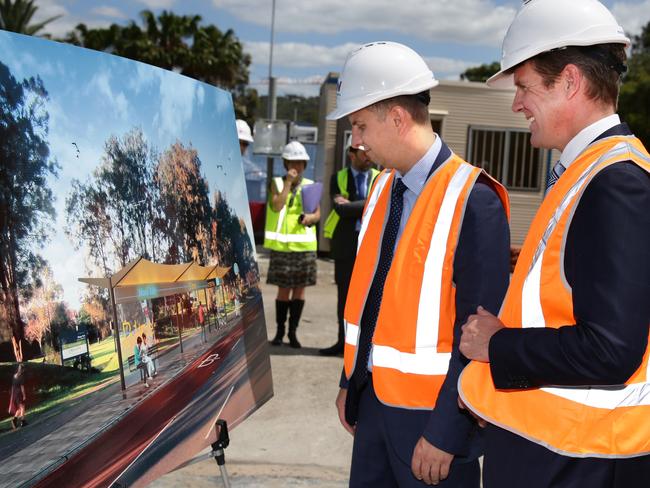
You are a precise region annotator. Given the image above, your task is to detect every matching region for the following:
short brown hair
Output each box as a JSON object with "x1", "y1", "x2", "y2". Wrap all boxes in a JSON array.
[
  {"x1": 528, "y1": 44, "x2": 627, "y2": 108},
  {"x1": 370, "y1": 94, "x2": 431, "y2": 125}
]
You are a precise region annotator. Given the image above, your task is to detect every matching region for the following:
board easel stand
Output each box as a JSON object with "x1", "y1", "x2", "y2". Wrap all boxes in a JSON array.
[{"x1": 211, "y1": 419, "x2": 231, "y2": 488}]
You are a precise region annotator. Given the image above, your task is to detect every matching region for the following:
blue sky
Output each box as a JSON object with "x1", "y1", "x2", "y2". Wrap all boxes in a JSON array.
[
  {"x1": 34, "y1": 0, "x2": 650, "y2": 97},
  {"x1": 0, "y1": 30, "x2": 251, "y2": 309}
]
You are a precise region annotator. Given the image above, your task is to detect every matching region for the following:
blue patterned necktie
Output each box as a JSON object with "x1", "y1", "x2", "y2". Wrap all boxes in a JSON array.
[
  {"x1": 545, "y1": 161, "x2": 566, "y2": 194},
  {"x1": 355, "y1": 171, "x2": 367, "y2": 199},
  {"x1": 350, "y1": 177, "x2": 408, "y2": 390}
]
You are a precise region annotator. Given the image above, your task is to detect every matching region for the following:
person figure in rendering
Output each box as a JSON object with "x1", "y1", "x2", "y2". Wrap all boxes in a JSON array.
[
  {"x1": 141, "y1": 332, "x2": 156, "y2": 377},
  {"x1": 320, "y1": 138, "x2": 379, "y2": 356},
  {"x1": 264, "y1": 141, "x2": 320, "y2": 348},
  {"x1": 8, "y1": 363, "x2": 27, "y2": 429},
  {"x1": 327, "y1": 41, "x2": 510, "y2": 486},
  {"x1": 458, "y1": 1, "x2": 650, "y2": 486},
  {"x1": 134, "y1": 336, "x2": 153, "y2": 387}
]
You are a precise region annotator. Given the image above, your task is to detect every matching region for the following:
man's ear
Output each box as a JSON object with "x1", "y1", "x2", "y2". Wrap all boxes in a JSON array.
[
  {"x1": 390, "y1": 105, "x2": 408, "y2": 132},
  {"x1": 562, "y1": 64, "x2": 582, "y2": 100}
]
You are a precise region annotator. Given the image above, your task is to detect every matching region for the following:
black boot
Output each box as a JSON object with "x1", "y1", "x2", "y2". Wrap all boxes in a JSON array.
[
  {"x1": 319, "y1": 318, "x2": 345, "y2": 356},
  {"x1": 288, "y1": 299, "x2": 305, "y2": 348},
  {"x1": 271, "y1": 300, "x2": 290, "y2": 345}
]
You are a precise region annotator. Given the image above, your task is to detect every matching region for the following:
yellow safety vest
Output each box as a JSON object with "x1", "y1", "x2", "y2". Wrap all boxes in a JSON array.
[
  {"x1": 324, "y1": 168, "x2": 380, "y2": 239},
  {"x1": 264, "y1": 176, "x2": 317, "y2": 252},
  {"x1": 459, "y1": 135, "x2": 650, "y2": 457},
  {"x1": 344, "y1": 157, "x2": 509, "y2": 409}
]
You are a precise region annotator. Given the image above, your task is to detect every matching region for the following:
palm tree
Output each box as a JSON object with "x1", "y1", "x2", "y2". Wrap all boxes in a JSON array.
[{"x1": 0, "y1": 0, "x2": 61, "y2": 36}]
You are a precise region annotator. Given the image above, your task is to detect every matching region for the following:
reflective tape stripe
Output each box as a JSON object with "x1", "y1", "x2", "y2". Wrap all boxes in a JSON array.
[
  {"x1": 541, "y1": 375, "x2": 650, "y2": 409},
  {"x1": 358, "y1": 172, "x2": 391, "y2": 251},
  {"x1": 372, "y1": 345, "x2": 451, "y2": 375},
  {"x1": 264, "y1": 231, "x2": 316, "y2": 243},
  {"x1": 417, "y1": 164, "x2": 474, "y2": 347},
  {"x1": 345, "y1": 321, "x2": 359, "y2": 345},
  {"x1": 520, "y1": 143, "x2": 650, "y2": 409}
]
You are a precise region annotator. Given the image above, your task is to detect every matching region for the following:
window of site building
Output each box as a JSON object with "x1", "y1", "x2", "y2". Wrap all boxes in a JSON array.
[{"x1": 467, "y1": 127, "x2": 544, "y2": 191}]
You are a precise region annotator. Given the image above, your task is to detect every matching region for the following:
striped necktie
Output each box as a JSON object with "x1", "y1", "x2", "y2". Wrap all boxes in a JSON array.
[
  {"x1": 350, "y1": 178, "x2": 407, "y2": 390},
  {"x1": 545, "y1": 161, "x2": 566, "y2": 194}
]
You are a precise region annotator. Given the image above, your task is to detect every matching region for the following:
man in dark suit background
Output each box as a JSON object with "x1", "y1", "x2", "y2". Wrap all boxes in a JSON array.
[
  {"x1": 320, "y1": 142, "x2": 378, "y2": 356},
  {"x1": 458, "y1": 0, "x2": 650, "y2": 486}
]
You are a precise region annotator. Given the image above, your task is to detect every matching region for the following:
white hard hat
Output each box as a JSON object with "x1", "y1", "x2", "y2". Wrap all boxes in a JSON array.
[
  {"x1": 282, "y1": 141, "x2": 310, "y2": 161},
  {"x1": 236, "y1": 119, "x2": 254, "y2": 143},
  {"x1": 327, "y1": 41, "x2": 438, "y2": 120},
  {"x1": 488, "y1": 0, "x2": 630, "y2": 88}
]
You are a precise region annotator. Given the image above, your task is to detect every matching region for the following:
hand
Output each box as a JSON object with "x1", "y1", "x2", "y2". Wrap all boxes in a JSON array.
[
  {"x1": 299, "y1": 213, "x2": 314, "y2": 226},
  {"x1": 459, "y1": 306, "x2": 504, "y2": 362},
  {"x1": 411, "y1": 437, "x2": 454, "y2": 485},
  {"x1": 334, "y1": 195, "x2": 350, "y2": 205},
  {"x1": 286, "y1": 168, "x2": 299, "y2": 183},
  {"x1": 458, "y1": 396, "x2": 487, "y2": 428},
  {"x1": 336, "y1": 388, "x2": 355, "y2": 436}
]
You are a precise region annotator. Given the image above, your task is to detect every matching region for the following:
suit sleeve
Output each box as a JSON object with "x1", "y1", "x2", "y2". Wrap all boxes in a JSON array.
[
  {"x1": 330, "y1": 171, "x2": 366, "y2": 218},
  {"x1": 422, "y1": 177, "x2": 510, "y2": 455},
  {"x1": 489, "y1": 163, "x2": 650, "y2": 389}
]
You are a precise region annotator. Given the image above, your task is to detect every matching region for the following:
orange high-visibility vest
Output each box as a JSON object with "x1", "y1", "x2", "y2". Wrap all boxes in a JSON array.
[
  {"x1": 344, "y1": 155, "x2": 509, "y2": 409},
  {"x1": 459, "y1": 135, "x2": 650, "y2": 457}
]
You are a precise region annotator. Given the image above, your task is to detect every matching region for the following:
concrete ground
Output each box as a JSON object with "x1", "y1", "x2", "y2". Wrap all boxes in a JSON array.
[{"x1": 152, "y1": 253, "x2": 353, "y2": 487}]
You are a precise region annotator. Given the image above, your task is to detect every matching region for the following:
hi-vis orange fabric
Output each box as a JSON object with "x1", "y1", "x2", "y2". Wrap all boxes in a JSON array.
[
  {"x1": 344, "y1": 155, "x2": 509, "y2": 409},
  {"x1": 459, "y1": 135, "x2": 650, "y2": 457}
]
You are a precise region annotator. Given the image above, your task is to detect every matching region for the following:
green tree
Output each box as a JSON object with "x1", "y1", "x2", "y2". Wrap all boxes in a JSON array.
[
  {"x1": 66, "y1": 128, "x2": 164, "y2": 271},
  {"x1": 619, "y1": 22, "x2": 650, "y2": 147},
  {"x1": 60, "y1": 10, "x2": 256, "y2": 119},
  {"x1": 0, "y1": 61, "x2": 58, "y2": 361},
  {"x1": 155, "y1": 142, "x2": 213, "y2": 264},
  {"x1": 259, "y1": 95, "x2": 320, "y2": 126},
  {"x1": 0, "y1": 0, "x2": 61, "y2": 35},
  {"x1": 460, "y1": 61, "x2": 500, "y2": 82}
]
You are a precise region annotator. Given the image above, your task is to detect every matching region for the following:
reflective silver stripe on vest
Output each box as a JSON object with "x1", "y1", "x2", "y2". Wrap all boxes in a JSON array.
[
  {"x1": 521, "y1": 140, "x2": 650, "y2": 409},
  {"x1": 357, "y1": 171, "x2": 392, "y2": 253},
  {"x1": 345, "y1": 320, "x2": 359, "y2": 345},
  {"x1": 264, "y1": 231, "x2": 317, "y2": 243},
  {"x1": 367, "y1": 163, "x2": 474, "y2": 375}
]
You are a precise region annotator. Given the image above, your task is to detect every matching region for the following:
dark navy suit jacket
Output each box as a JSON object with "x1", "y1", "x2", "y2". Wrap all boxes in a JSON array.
[
  {"x1": 343, "y1": 141, "x2": 511, "y2": 466},
  {"x1": 485, "y1": 123, "x2": 650, "y2": 487}
]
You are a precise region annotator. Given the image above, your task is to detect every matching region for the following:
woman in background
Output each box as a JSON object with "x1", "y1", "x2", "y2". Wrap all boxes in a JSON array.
[{"x1": 264, "y1": 141, "x2": 320, "y2": 348}]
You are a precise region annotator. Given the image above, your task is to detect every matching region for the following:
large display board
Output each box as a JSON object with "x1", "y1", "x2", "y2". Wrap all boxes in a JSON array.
[{"x1": 0, "y1": 31, "x2": 272, "y2": 487}]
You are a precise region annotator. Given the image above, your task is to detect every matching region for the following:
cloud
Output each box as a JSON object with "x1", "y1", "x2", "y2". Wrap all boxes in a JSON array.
[
  {"x1": 246, "y1": 41, "x2": 475, "y2": 87},
  {"x1": 91, "y1": 6, "x2": 129, "y2": 20},
  {"x1": 136, "y1": 0, "x2": 178, "y2": 8},
  {"x1": 215, "y1": 0, "x2": 515, "y2": 46},
  {"x1": 245, "y1": 41, "x2": 359, "y2": 69},
  {"x1": 611, "y1": 0, "x2": 650, "y2": 37},
  {"x1": 423, "y1": 56, "x2": 478, "y2": 76},
  {"x1": 155, "y1": 74, "x2": 205, "y2": 140},
  {"x1": 34, "y1": 0, "x2": 111, "y2": 37},
  {"x1": 88, "y1": 70, "x2": 130, "y2": 120}
]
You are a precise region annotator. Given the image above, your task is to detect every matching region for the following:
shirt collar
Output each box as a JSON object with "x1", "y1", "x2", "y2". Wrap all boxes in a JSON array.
[
  {"x1": 397, "y1": 134, "x2": 442, "y2": 196},
  {"x1": 559, "y1": 114, "x2": 621, "y2": 169}
]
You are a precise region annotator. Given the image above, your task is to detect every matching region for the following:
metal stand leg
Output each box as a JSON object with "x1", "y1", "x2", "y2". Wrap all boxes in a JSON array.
[{"x1": 211, "y1": 419, "x2": 230, "y2": 488}]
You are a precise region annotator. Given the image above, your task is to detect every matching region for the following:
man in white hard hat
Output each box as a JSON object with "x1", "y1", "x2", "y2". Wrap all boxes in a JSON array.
[
  {"x1": 458, "y1": 0, "x2": 650, "y2": 486},
  {"x1": 328, "y1": 42, "x2": 510, "y2": 486},
  {"x1": 236, "y1": 119, "x2": 254, "y2": 156}
]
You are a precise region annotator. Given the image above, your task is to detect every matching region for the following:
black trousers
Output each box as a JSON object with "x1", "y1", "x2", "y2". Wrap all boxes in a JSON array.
[
  {"x1": 484, "y1": 424, "x2": 650, "y2": 488},
  {"x1": 350, "y1": 380, "x2": 480, "y2": 488}
]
